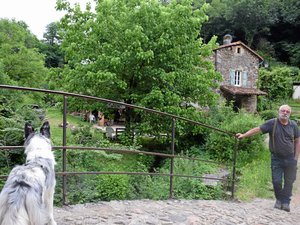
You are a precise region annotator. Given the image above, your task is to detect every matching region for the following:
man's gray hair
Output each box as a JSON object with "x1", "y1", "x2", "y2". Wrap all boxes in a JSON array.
[{"x1": 279, "y1": 104, "x2": 292, "y2": 113}]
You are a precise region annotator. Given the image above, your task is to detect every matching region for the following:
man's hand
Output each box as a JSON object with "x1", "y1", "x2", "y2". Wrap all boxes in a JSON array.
[
  {"x1": 235, "y1": 127, "x2": 261, "y2": 139},
  {"x1": 236, "y1": 133, "x2": 244, "y2": 139}
]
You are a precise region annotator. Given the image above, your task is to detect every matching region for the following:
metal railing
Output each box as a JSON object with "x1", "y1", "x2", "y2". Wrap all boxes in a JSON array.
[{"x1": 0, "y1": 85, "x2": 238, "y2": 204}]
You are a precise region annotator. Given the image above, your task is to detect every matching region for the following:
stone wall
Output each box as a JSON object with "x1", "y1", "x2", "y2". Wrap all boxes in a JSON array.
[
  {"x1": 241, "y1": 95, "x2": 257, "y2": 113},
  {"x1": 215, "y1": 45, "x2": 260, "y2": 88}
]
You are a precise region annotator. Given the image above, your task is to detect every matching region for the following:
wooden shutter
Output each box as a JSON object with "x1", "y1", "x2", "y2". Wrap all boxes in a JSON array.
[
  {"x1": 242, "y1": 71, "x2": 248, "y2": 87},
  {"x1": 230, "y1": 69, "x2": 235, "y2": 85}
]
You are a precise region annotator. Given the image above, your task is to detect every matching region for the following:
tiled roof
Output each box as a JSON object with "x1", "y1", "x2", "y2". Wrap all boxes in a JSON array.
[
  {"x1": 214, "y1": 41, "x2": 264, "y2": 61},
  {"x1": 220, "y1": 85, "x2": 267, "y2": 96}
]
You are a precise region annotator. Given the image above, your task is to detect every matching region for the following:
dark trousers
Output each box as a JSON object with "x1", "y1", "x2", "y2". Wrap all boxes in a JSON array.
[{"x1": 271, "y1": 154, "x2": 297, "y2": 204}]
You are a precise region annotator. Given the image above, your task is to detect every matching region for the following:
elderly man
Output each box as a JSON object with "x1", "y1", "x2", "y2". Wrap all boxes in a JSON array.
[{"x1": 236, "y1": 105, "x2": 300, "y2": 212}]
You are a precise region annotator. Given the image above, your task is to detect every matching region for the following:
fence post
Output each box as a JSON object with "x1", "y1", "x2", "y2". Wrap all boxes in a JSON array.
[
  {"x1": 169, "y1": 118, "x2": 176, "y2": 199},
  {"x1": 231, "y1": 137, "x2": 238, "y2": 199},
  {"x1": 62, "y1": 95, "x2": 68, "y2": 205}
]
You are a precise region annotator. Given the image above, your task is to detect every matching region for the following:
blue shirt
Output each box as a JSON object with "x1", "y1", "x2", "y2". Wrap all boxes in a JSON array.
[{"x1": 260, "y1": 118, "x2": 300, "y2": 157}]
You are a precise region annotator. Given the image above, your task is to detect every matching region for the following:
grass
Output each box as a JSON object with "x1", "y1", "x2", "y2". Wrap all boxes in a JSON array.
[
  {"x1": 45, "y1": 107, "x2": 88, "y2": 145},
  {"x1": 236, "y1": 149, "x2": 273, "y2": 201},
  {"x1": 285, "y1": 99, "x2": 300, "y2": 120}
]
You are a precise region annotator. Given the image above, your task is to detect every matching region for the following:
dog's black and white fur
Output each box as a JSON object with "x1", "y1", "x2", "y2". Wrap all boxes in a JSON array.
[{"x1": 0, "y1": 121, "x2": 56, "y2": 225}]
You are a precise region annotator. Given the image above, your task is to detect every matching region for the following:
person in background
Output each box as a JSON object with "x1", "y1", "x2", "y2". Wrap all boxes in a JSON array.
[
  {"x1": 89, "y1": 113, "x2": 95, "y2": 124},
  {"x1": 236, "y1": 105, "x2": 300, "y2": 212}
]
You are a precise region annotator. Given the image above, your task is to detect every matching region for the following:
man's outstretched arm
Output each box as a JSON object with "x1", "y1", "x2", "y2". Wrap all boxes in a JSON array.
[{"x1": 236, "y1": 127, "x2": 261, "y2": 139}]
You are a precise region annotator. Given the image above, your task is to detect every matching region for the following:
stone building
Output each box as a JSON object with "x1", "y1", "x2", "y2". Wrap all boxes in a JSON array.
[{"x1": 213, "y1": 35, "x2": 267, "y2": 112}]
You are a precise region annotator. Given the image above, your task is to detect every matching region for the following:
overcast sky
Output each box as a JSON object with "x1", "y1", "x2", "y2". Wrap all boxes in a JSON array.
[{"x1": 0, "y1": 0, "x2": 92, "y2": 39}]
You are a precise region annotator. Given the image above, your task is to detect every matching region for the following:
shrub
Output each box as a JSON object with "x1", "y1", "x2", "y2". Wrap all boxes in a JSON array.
[
  {"x1": 258, "y1": 67, "x2": 294, "y2": 101},
  {"x1": 143, "y1": 152, "x2": 225, "y2": 200},
  {"x1": 259, "y1": 110, "x2": 277, "y2": 120},
  {"x1": 70, "y1": 125, "x2": 110, "y2": 147},
  {"x1": 205, "y1": 111, "x2": 265, "y2": 165},
  {"x1": 173, "y1": 178, "x2": 223, "y2": 200},
  {"x1": 0, "y1": 117, "x2": 25, "y2": 170},
  {"x1": 94, "y1": 173, "x2": 129, "y2": 201}
]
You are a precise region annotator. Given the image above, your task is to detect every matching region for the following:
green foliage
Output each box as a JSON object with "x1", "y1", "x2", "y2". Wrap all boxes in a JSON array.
[
  {"x1": 0, "y1": 117, "x2": 25, "y2": 175},
  {"x1": 202, "y1": 0, "x2": 280, "y2": 46},
  {"x1": 41, "y1": 22, "x2": 65, "y2": 68},
  {"x1": 206, "y1": 102, "x2": 237, "y2": 127},
  {"x1": 56, "y1": 0, "x2": 221, "y2": 135},
  {"x1": 280, "y1": 42, "x2": 300, "y2": 67},
  {"x1": 70, "y1": 125, "x2": 110, "y2": 147},
  {"x1": 156, "y1": 155, "x2": 224, "y2": 200},
  {"x1": 236, "y1": 149, "x2": 273, "y2": 201},
  {"x1": 0, "y1": 103, "x2": 43, "y2": 146},
  {"x1": 0, "y1": 19, "x2": 49, "y2": 87},
  {"x1": 205, "y1": 110, "x2": 265, "y2": 164},
  {"x1": 258, "y1": 67, "x2": 294, "y2": 101},
  {"x1": 258, "y1": 110, "x2": 277, "y2": 120},
  {"x1": 0, "y1": 99, "x2": 46, "y2": 175},
  {"x1": 130, "y1": 174, "x2": 170, "y2": 200},
  {"x1": 174, "y1": 178, "x2": 223, "y2": 200},
  {"x1": 94, "y1": 173, "x2": 129, "y2": 201},
  {"x1": 201, "y1": 0, "x2": 300, "y2": 66},
  {"x1": 137, "y1": 136, "x2": 169, "y2": 153}
]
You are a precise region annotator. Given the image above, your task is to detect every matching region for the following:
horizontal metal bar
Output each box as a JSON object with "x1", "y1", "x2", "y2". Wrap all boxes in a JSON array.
[
  {"x1": 56, "y1": 171, "x2": 226, "y2": 181},
  {"x1": 0, "y1": 145, "x2": 223, "y2": 165},
  {"x1": 0, "y1": 146, "x2": 23, "y2": 151},
  {"x1": 0, "y1": 85, "x2": 234, "y2": 135},
  {"x1": 0, "y1": 171, "x2": 227, "y2": 182}
]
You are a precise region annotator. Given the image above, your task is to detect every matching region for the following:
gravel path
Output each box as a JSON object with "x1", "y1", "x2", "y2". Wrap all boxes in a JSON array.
[
  {"x1": 54, "y1": 165, "x2": 300, "y2": 224},
  {"x1": 54, "y1": 197, "x2": 300, "y2": 225}
]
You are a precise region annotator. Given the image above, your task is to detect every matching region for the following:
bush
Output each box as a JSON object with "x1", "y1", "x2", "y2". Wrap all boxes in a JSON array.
[
  {"x1": 143, "y1": 153, "x2": 225, "y2": 200},
  {"x1": 258, "y1": 67, "x2": 294, "y2": 101},
  {"x1": 205, "y1": 111, "x2": 265, "y2": 165},
  {"x1": 94, "y1": 173, "x2": 129, "y2": 201},
  {"x1": 70, "y1": 125, "x2": 110, "y2": 147},
  {"x1": 0, "y1": 117, "x2": 25, "y2": 171},
  {"x1": 173, "y1": 178, "x2": 223, "y2": 200},
  {"x1": 259, "y1": 110, "x2": 277, "y2": 120}
]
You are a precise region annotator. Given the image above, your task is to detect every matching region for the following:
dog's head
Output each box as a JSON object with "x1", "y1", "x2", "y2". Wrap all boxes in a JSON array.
[
  {"x1": 24, "y1": 121, "x2": 53, "y2": 161},
  {"x1": 24, "y1": 121, "x2": 51, "y2": 146},
  {"x1": 25, "y1": 121, "x2": 51, "y2": 139}
]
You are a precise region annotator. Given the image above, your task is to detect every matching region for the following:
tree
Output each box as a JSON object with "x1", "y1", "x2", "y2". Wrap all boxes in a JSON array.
[
  {"x1": 200, "y1": 0, "x2": 233, "y2": 44},
  {"x1": 56, "y1": 0, "x2": 221, "y2": 133},
  {"x1": 258, "y1": 67, "x2": 294, "y2": 101},
  {"x1": 268, "y1": 0, "x2": 300, "y2": 66},
  {"x1": 202, "y1": 0, "x2": 280, "y2": 47},
  {"x1": 41, "y1": 22, "x2": 65, "y2": 68},
  {"x1": 0, "y1": 19, "x2": 48, "y2": 87},
  {"x1": 201, "y1": 0, "x2": 300, "y2": 66}
]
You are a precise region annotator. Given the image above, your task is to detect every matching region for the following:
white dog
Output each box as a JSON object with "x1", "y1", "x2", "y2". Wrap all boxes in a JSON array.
[{"x1": 0, "y1": 121, "x2": 57, "y2": 225}]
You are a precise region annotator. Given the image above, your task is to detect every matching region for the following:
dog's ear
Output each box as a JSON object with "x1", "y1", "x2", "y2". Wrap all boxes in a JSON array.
[
  {"x1": 24, "y1": 122, "x2": 34, "y2": 139},
  {"x1": 40, "y1": 121, "x2": 51, "y2": 138}
]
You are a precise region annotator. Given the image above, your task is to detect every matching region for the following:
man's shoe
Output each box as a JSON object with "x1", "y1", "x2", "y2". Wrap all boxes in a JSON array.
[
  {"x1": 274, "y1": 200, "x2": 282, "y2": 209},
  {"x1": 281, "y1": 203, "x2": 290, "y2": 212}
]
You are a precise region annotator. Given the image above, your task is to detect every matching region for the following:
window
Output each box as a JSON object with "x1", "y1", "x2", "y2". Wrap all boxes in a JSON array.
[
  {"x1": 236, "y1": 47, "x2": 241, "y2": 54},
  {"x1": 234, "y1": 70, "x2": 241, "y2": 86},
  {"x1": 230, "y1": 70, "x2": 247, "y2": 87}
]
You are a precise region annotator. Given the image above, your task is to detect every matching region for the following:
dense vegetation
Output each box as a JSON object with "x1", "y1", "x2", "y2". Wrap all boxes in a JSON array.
[
  {"x1": 201, "y1": 0, "x2": 300, "y2": 67},
  {"x1": 1, "y1": 0, "x2": 300, "y2": 204}
]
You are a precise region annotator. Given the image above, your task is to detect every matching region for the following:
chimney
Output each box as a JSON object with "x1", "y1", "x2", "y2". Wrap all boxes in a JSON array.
[{"x1": 223, "y1": 34, "x2": 232, "y2": 45}]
